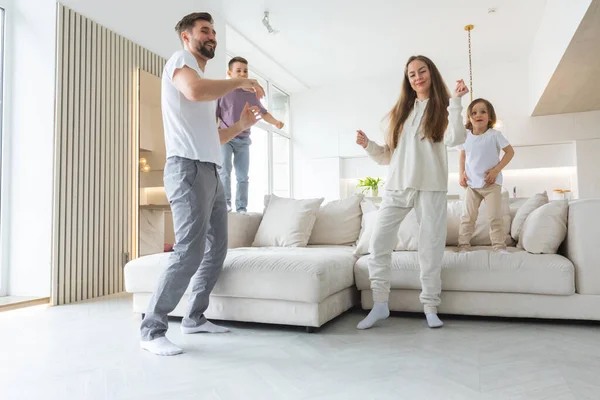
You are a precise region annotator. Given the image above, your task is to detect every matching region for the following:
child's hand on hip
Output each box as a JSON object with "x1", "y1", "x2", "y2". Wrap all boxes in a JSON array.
[{"x1": 485, "y1": 168, "x2": 499, "y2": 185}]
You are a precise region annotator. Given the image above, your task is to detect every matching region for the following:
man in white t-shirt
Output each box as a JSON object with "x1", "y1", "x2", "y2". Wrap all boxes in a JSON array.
[{"x1": 140, "y1": 12, "x2": 265, "y2": 356}]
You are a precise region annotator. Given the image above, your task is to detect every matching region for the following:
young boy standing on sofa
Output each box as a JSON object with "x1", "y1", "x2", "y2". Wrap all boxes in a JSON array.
[{"x1": 217, "y1": 56, "x2": 285, "y2": 213}]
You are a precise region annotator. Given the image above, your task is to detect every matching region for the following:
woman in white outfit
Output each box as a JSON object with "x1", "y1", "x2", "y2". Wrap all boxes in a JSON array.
[{"x1": 355, "y1": 55, "x2": 469, "y2": 330}]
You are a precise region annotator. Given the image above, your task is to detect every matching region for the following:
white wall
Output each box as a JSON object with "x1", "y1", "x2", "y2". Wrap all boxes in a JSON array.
[
  {"x1": 294, "y1": 157, "x2": 341, "y2": 202},
  {"x1": 528, "y1": 0, "x2": 592, "y2": 114},
  {"x1": 0, "y1": 1, "x2": 6, "y2": 296},
  {"x1": 225, "y1": 25, "x2": 307, "y2": 93},
  {"x1": 59, "y1": 0, "x2": 227, "y2": 79},
  {"x1": 292, "y1": 75, "x2": 397, "y2": 201},
  {"x1": 1, "y1": 0, "x2": 56, "y2": 296},
  {"x1": 292, "y1": 60, "x2": 600, "y2": 201},
  {"x1": 340, "y1": 144, "x2": 578, "y2": 200},
  {"x1": 575, "y1": 139, "x2": 600, "y2": 199},
  {"x1": 0, "y1": 0, "x2": 228, "y2": 297}
]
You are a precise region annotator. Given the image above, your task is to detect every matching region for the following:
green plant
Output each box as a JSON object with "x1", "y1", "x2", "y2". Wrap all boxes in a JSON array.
[{"x1": 357, "y1": 177, "x2": 383, "y2": 197}]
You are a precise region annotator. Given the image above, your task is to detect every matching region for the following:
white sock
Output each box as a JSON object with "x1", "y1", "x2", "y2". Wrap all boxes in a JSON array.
[
  {"x1": 140, "y1": 337, "x2": 183, "y2": 356},
  {"x1": 181, "y1": 320, "x2": 230, "y2": 334},
  {"x1": 497, "y1": 249, "x2": 509, "y2": 254},
  {"x1": 426, "y1": 313, "x2": 444, "y2": 328},
  {"x1": 357, "y1": 302, "x2": 390, "y2": 330}
]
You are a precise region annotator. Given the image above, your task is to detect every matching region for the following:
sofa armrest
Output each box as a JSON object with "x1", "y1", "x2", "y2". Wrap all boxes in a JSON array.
[
  {"x1": 227, "y1": 212, "x2": 262, "y2": 248},
  {"x1": 564, "y1": 199, "x2": 600, "y2": 294}
]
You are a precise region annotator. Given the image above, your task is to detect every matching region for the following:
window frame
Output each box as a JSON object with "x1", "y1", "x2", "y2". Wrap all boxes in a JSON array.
[{"x1": 0, "y1": 4, "x2": 7, "y2": 297}]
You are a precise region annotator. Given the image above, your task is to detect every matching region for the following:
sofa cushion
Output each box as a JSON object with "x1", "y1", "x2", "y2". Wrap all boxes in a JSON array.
[
  {"x1": 228, "y1": 212, "x2": 262, "y2": 248},
  {"x1": 509, "y1": 198, "x2": 528, "y2": 220},
  {"x1": 354, "y1": 207, "x2": 376, "y2": 255},
  {"x1": 308, "y1": 194, "x2": 364, "y2": 246},
  {"x1": 355, "y1": 199, "x2": 419, "y2": 255},
  {"x1": 511, "y1": 191, "x2": 549, "y2": 241},
  {"x1": 518, "y1": 200, "x2": 569, "y2": 254},
  {"x1": 354, "y1": 247, "x2": 574, "y2": 295},
  {"x1": 252, "y1": 195, "x2": 324, "y2": 247},
  {"x1": 125, "y1": 246, "x2": 356, "y2": 303},
  {"x1": 564, "y1": 199, "x2": 600, "y2": 295}
]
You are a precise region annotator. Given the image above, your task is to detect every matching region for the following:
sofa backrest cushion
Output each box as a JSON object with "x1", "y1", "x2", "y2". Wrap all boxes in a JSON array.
[
  {"x1": 252, "y1": 195, "x2": 324, "y2": 247},
  {"x1": 510, "y1": 191, "x2": 549, "y2": 241},
  {"x1": 354, "y1": 199, "x2": 419, "y2": 255},
  {"x1": 518, "y1": 200, "x2": 568, "y2": 254},
  {"x1": 564, "y1": 199, "x2": 600, "y2": 294},
  {"x1": 308, "y1": 194, "x2": 364, "y2": 246},
  {"x1": 228, "y1": 212, "x2": 263, "y2": 248}
]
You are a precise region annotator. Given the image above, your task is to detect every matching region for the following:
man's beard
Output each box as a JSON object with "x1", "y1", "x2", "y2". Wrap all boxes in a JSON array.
[{"x1": 198, "y1": 41, "x2": 215, "y2": 59}]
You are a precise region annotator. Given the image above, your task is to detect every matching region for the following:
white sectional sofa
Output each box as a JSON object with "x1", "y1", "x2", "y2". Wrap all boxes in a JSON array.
[
  {"x1": 125, "y1": 192, "x2": 600, "y2": 331},
  {"x1": 125, "y1": 243, "x2": 358, "y2": 333}
]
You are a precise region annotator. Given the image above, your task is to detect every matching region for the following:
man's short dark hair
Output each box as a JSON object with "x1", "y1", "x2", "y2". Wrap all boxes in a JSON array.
[
  {"x1": 175, "y1": 12, "x2": 213, "y2": 40},
  {"x1": 228, "y1": 56, "x2": 248, "y2": 70}
]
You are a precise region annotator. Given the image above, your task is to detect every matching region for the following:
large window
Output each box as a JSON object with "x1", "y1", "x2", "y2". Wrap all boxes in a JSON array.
[
  {"x1": 0, "y1": 6, "x2": 5, "y2": 297},
  {"x1": 269, "y1": 85, "x2": 290, "y2": 133},
  {"x1": 0, "y1": 7, "x2": 4, "y2": 143},
  {"x1": 225, "y1": 55, "x2": 292, "y2": 212},
  {"x1": 0, "y1": 6, "x2": 4, "y2": 188},
  {"x1": 272, "y1": 133, "x2": 290, "y2": 198}
]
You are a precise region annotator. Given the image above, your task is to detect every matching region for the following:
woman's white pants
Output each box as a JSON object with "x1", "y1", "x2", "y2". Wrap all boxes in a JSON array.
[{"x1": 368, "y1": 189, "x2": 447, "y2": 314}]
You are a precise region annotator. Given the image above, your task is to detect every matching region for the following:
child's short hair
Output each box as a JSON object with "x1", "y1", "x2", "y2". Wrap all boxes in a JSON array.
[
  {"x1": 466, "y1": 98, "x2": 497, "y2": 130},
  {"x1": 228, "y1": 56, "x2": 248, "y2": 70}
]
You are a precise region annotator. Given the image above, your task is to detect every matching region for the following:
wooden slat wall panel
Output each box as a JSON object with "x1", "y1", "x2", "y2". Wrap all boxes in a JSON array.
[
  {"x1": 108, "y1": 30, "x2": 114, "y2": 296},
  {"x1": 90, "y1": 20, "x2": 99, "y2": 300},
  {"x1": 65, "y1": 8, "x2": 75, "y2": 303},
  {"x1": 75, "y1": 12, "x2": 83, "y2": 302},
  {"x1": 52, "y1": 4, "x2": 166, "y2": 305},
  {"x1": 99, "y1": 24, "x2": 107, "y2": 299}
]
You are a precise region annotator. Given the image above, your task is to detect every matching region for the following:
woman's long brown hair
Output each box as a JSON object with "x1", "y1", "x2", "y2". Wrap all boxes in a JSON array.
[{"x1": 385, "y1": 55, "x2": 451, "y2": 150}]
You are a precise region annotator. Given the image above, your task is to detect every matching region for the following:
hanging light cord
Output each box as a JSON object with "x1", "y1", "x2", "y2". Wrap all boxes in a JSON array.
[{"x1": 465, "y1": 25, "x2": 474, "y2": 102}]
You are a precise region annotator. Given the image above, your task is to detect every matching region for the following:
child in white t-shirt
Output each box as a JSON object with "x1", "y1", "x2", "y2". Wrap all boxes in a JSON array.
[{"x1": 457, "y1": 98, "x2": 514, "y2": 253}]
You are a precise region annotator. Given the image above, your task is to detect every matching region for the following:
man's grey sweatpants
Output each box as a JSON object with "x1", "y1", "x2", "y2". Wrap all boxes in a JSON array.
[{"x1": 140, "y1": 156, "x2": 228, "y2": 341}]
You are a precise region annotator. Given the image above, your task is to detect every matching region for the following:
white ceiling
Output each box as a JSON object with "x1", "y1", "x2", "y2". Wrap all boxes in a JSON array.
[
  {"x1": 222, "y1": 0, "x2": 547, "y2": 91},
  {"x1": 533, "y1": 0, "x2": 600, "y2": 115}
]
